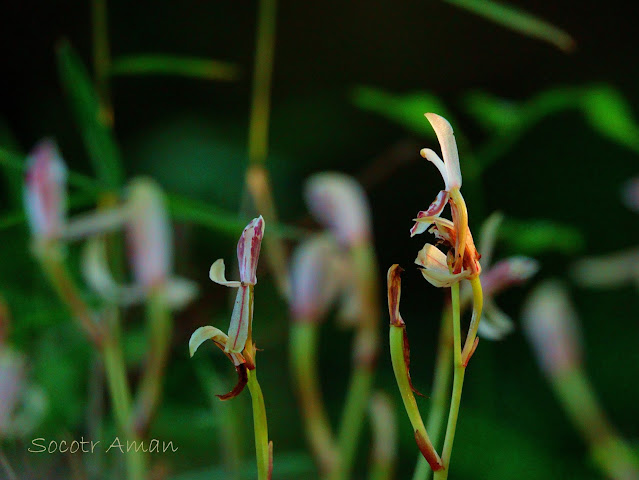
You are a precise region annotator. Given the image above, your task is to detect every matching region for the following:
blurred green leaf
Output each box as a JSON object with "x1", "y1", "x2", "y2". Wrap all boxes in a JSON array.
[
  {"x1": 56, "y1": 40, "x2": 124, "y2": 189},
  {"x1": 0, "y1": 118, "x2": 23, "y2": 207},
  {"x1": 443, "y1": 0, "x2": 575, "y2": 53},
  {"x1": 110, "y1": 55, "x2": 239, "y2": 81},
  {"x1": 168, "y1": 193, "x2": 306, "y2": 240},
  {"x1": 499, "y1": 218, "x2": 585, "y2": 255},
  {"x1": 580, "y1": 85, "x2": 639, "y2": 154},
  {"x1": 351, "y1": 86, "x2": 451, "y2": 137}
]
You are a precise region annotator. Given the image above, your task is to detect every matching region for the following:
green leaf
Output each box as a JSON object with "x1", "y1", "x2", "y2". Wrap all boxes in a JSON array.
[
  {"x1": 443, "y1": 0, "x2": 575, "y2": 53},
  {"x1": 0, "y1": 118, "x2": 23, "y2": 207},
  {"x1": 498, "y1": 218, "x2": 585, "y2": 255},
  {"x1": 167, "y1": 193, "x2": 305, "y2": 240},
  {"x1": 110, "y1": 55, "x2": 239, "y2": 81},
  {"x1": 580, "y1": 85, "x2": 639, "y2": 154},
  {"x1": 56, "y1": 40, "x2": 124, "y2": 189},
  {"x1": 351, "y1": 86, "x2": 451, "y2": 137}
]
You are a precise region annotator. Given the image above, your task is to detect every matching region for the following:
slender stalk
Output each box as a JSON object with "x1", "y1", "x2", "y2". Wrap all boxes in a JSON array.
[
  {"x1": 413, "y1": 304, "x2": 454, "y2": 480},
  {"x1": 247, "y1": 369, "x2": 272, "y2": 480},
  {"x1": 434, "y1": 281, "x2": 467, "y2": 480},
  {"x1": 39, "y1": 250, "x2": 145, "y2": 480},
  {"x1": 368, "y1": 392, "x2": 397, "y2": 480},
  {"x1": 130, "y1": 292, "x2": 172, "y2": 436},
  {"x1": 290, "y1": 322, "x2": 337, "y2": 475},
  {"x1": 552, "y1": 369, "x2": 639, "y2": 480},
  {"x1": 461, "y1": 277, "x2": 483, "y2": 363},
  {"x1": 91, "y1": 0, "x2": 113, "y2": 125},
  {"x1": 330, "y1": 243, "x2": 381, "y2": 480}
]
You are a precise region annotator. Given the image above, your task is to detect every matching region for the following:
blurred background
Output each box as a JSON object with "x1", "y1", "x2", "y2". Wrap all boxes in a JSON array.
[{"x1": 1, "y1": 1, "x2": 639, "y2": 479}]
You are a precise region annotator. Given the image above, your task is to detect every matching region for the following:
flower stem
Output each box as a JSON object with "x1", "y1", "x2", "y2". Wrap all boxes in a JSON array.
[
  {"x1": 461, "y1": 277, "x2": 483, "y2": 363},
  {"x1": 290, "y1": 322, "x2": 337, "y2": 475},
  {"x1": 389, "y1": 324, "x2": 442, "y2": 472},
  {"x1": 368, "y1": 392, "x2": 398, "y2": 480},
  {"x1": 413, "y1": 304, "x2": 454, "y2": 480},
  {"x1": 434, "y1": 281, "x2": 464, "y2": 480},
  {"x1": 130, "y1": 292, "x2": 172, "y2": 436},
  {"x1": 247, "y1": 369, "x2": 272, "y2": 480},
  {"x1": 552, "y1": 368, "x2": 639, "y2": 480}
]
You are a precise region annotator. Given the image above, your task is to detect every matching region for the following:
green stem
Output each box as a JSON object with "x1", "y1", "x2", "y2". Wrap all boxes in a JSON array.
[
  {"x1": 247, "y1": 369, "x2": 272, "y2": 480},
  {"x1": 290, "y1": 322, "x2": 337, "y2": 475},
  {"x1": 413, "y1": 305, "x2": 454, "y2": 480},
  {"x1": 434, "y1": 283, "x2": 464, "y2": 480},
  {"x1": 130, "y1": 292, "x2": 172, "y2": 436},
  {"x1": 552, "y1": 369, "x2": 639, "y2": 480},
  {"x1": 389, "y1": 325, "x2": 441, "y2": 472},
  {"x1": 91, "y1": 0, "x2": 113, "y2": 125},
  {"x1": 330, "y1": 365, "x2": 375, "y2": 480}
]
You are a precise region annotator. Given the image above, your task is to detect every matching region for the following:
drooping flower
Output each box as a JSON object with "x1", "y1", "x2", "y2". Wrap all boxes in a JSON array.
[
  {"x1": 23, "y1": 140, "x2": 68, "y2": 243},
  {"x1": 411, "y1": 113, "x2": 481, "y2": 287}
]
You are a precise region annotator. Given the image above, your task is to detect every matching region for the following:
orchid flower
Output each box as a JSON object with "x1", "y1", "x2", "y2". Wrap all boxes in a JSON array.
[
  {"x1": 23, "y1": 140, "x2": 67, "y2": 245},
  {"x1": 189, "y1": 216, "x2": 265, "y2": 399},
  {"x1": 81, "y1": 178, "x2": 197, "y2": 310},
  {"x1": 410, "y1": 113, "x2": 481, "y2": 286},
  {"x1": 463, "y1": 213, "x2": 539, "y2": 340}
]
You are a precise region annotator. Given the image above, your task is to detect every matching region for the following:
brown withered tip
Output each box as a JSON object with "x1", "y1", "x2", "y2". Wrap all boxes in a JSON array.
[
  {"x1": 217, "y1": 363, "x2": 249, "y2": 400},
  {"x1": 414, "y1": 430, "x2": 443, "y2": 471},
  {"x1": 387, "y1": 264, "x2": 405, "y2": 327},
  {"x1": 402, "y1": 328, "x2": 426, "y2": 398}
]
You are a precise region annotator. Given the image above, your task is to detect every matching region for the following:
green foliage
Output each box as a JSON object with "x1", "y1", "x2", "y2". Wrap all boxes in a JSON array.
[
  {"x1": 110, "y1": 55, "x2": 239, "y2": 81},
  {"x1": 443, "y1": 0, "x2": 575, "y2": 52},
  {"x1": 498, "y1": 218, "x2": 585, "y2": 255},
  {"x1": 352, "y1": 86, "x2": 452, "y2": 138},
  {"x1": 56, "y1": 41, "x2": 124, "y2": 189}
]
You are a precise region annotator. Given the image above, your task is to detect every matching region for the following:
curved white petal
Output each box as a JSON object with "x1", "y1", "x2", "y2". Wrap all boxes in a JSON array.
[
  {"x1": 209, "y1": 259, "x2": 241, "y2": 287},
  {"x1": 189, "y1": 326, "x2": 229, "y2": 357},
  {"x1": 477, "y1": 299, "x2": 514, "y2": 341},
  {"x1": 420, "y1": 148, "x2": 449, "y2": 189},
  {"x1": 425, "y1": 113, "x2": 462, "y2": 189},
  {"x1": 410, "y1": 190, "x2": 449, "y2": 237},
  {"x1": 414, "y1": 243, "x2": 466, "y2": 288}
]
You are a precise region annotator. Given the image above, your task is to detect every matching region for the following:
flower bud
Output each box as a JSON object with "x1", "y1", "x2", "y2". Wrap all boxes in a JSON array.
[
  {"x1": 23, "y1": 140, "x2": 67, "y2": 240},
  {"x1": 289, "y1": 235, "x2": 341, "y2": 322},
  {"x1": 522, "y1": 280, "x2": 582, "y2": 377},
  {"x1": 237, "y1": 216, "x2": 265, "y2": 285},
  {"x1": 305, "y1": 173, "x2": 371, "y2": 246},
  {"x1": 126, "y1": 178, "x2": 172, "y2": 289}
]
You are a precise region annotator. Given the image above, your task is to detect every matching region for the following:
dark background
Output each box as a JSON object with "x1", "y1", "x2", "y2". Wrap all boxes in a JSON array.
[{"x1": 1, "y1": 1, "x2": 638, "y2": 479}]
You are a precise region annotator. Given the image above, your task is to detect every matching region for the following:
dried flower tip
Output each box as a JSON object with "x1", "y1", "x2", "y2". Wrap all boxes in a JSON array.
[
  {"x1": 23, "y1": 139, "x2": 68, "y2": 240},
  {"x1": 289, "y1": 235, "x2": 341, "y2": 322},
  {"x1": 305, "y1": 173, "x2": 372, "y2": 246},
  {"x1": 387, "y1": 264, "x2": 405, "y2": 327},
  {"x1": 522, "y1": 280, "x2": 583, "y2": 376},
  {"x1": 126, "y1": 178, "x2": 172, "y2": 289}
]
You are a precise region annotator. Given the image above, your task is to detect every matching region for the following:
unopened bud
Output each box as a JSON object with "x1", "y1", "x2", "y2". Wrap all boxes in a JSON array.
[
  {"x1": 289, "y1": 235, "x2": 341, "y2": 322},
  {"x1": 237, "y1": 216, "x2": 265, "y2": 285},
  {"x1": 126, "y1": 178, "x2": 172, "y2": 289},
  {"x1": 23, "y1": 140, "x2": 67, "y2": 240},
  {"x1": 522, "y1": 280, "x2": 582, "y2": 376},
  {"x1": 304, "y1": 173, "x2": 371, "y2": 246}
]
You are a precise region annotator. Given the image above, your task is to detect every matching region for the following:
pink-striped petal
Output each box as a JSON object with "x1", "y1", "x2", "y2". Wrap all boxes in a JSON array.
[
  {"x1": 410, "y1": 190, "x2": 449, "y2": 237},
  {"x1": 23, "y1": 139, "x2": 67, "y2": 239},
  {"x1": 226, "y1": 285, "x2": 252, "y2": 353},
  {"x1": 237, "y1": 216, "x2": 265, "y2": 285}
]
